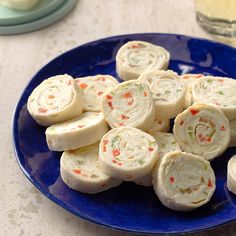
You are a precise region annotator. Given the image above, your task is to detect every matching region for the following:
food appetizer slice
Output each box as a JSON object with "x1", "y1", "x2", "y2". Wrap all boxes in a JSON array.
[
  {"x1": 153, "y1": 151, "x2": 216, "y2": 212},
  {"x1": 181, "y1": 73, "x2": 204, "y2": 85},
  {"x1": 139, "y1": 70, "x2": 186, "y2": 119},
  {"x1": 101, "y1": 80, "x2": 156, "y2": 130},
  {"x1": 192, "y1": 76, "x2": 236, "y2": 120},
  {"x1": 146, "y1": 118, "x2": 170, "y2": 135},
  {"x1": 116, "y1": 40, "x2": 170, "y2": 81},
  {"x1": 173, "y1": 103, "x2": 230, "y2": 161},
  {"x1": 46, "y1": 112, "x2": 108, "y2": 151},
  {"x1": 60, "y1": 143, "x2": 121, "y2": 194},
  {"x1": 75, "y1": 75, "x2": 119, "y2": 111},
  {"x1": 27, "y1": 74, "x2": 84, "y2": 126},
  {"x1": 99, "y1": 127, "x2": 158, "y2": 181},
  {"x1": 152, "y1": 132, "x2": 182, "y2": 158},
  {"x1": 180, "y1": 73, "x2": 204, "y2": 108},
  {"x1": 134, "y1": 132, "x2": 181, "y2": 187},
  {"x1": 227, "y1": 155, "x2": 236, "y2": 195},
  {"x1": 229, "y1": 120, "x2": 236, "y2": 147}
]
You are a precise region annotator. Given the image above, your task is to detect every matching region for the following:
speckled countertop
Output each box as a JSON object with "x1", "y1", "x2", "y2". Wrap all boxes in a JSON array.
[{"x1": 1, "y1": 1, "x2": 236, "y2": 235}]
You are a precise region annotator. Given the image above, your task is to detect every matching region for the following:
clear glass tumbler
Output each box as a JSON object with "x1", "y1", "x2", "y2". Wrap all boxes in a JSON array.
[{"x1": 195, "y1": 0, "x2": 236, "y2": 37}]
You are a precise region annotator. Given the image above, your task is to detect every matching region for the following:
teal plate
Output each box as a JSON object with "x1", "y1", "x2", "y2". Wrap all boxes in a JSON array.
[
  {"x1": 0, "y1": 0, "x2": 77, "y2": 35},
  {"x1": 0, "y1": 0, "x2": 64, "y2": 26}
]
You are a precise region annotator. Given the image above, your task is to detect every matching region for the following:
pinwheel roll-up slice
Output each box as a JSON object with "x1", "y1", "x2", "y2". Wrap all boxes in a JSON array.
[
  {"x1": 139, "y1": 70, "x2": 186, "y2": 120},
  {"x1": 173, "y1": 103, "x2": 230, "y2": 161},
  {"x1": 192, "y1": 76, "x2": 236, "y2": 120},
  {"x1": 99, "y1": 127, "x2": 159, "y2": 181},
  {"x1": 146, "y1": 118, "x2": 170, "y2": 135},
  {"x1": 46, "y1": 112, "x2": 108, "y2": 151},
  {"x1": 75, "y1": 75, "x2": 119, "y2": 111},
  {"x1": 152, "y1": 132, "x2": 182, "y2": 159},
  {"x1": 27, "y1": 74, "x2": 84, "y2": 126},
  {"x1": 134, "y1": 132, "x2": 181, "y2": 187},
  {"x1": 60, "y1": 143, "x2": 122, "y2": 194},
  {"x1": 153, "y1": 151, "x2": 216, "y2": 212},
  {"x1": 227, "y1": 155, "x2": 236, "y2": 195},
  {"x1": 101, "y1": 80, "x2": 156, "y2": 130},
  {"x1": 229, "y1": 120, "x2": 236, "y2": 147},
  {"x1": 116, "y1": 41, "x2": 170, "y2": 81},
  {"x1": 181, "y1": 74, "x2": 204, "y2": 109}
]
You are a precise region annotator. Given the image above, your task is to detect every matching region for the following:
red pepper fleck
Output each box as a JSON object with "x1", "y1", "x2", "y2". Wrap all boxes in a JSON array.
[
  {"x1": 102, "y1": 145, "x2": 106, "y2": 152},
  {"x1": 112, "y1": 149, "x2": 120, "y2": 156},
  {"x1": 148, "y1": 147, "x2": 154, "y2": 152},
  {"x1": 67, "y1": 80, "x2": 72, "y2": 85},
  {"x1": 112, "y1": 159, "x2": 117, "y2": 164},
  {"x1": 169, "y1": 176, "x2": 175, "y2": 183},
  {"x1": 182, "y1": 74, "x2": 203, "y2": 79},
  {"x1": 107, "y1": 101, "x2": 114, "y2": 110},
  {"x1": 97, "y1": 91, "x2": 103, "y2": 96},
  {"x1": 106, "y1": 94, "x2": 113, "y2": 100},
  {"x1": 131, "y1": 44, "x2": 140, "y2": 49},
  {"x1": 78, "y1": 125, "x2": 85, "y2": 128},
  {"x1": 118, "y1": 162, "x2": 122, "y2": 166},
  {"x1": 122, "y1": 91, "x2": 132, "y2": 98},
  {"x1": 198, "y1": 134, "x2": 206, "y2": 142},
  {"x1": 180, "y1": 120, "x2": 184, "y2": 126},
  {"x1": 194, "y1": 74, "x2": 203, "y2": 78},
  {"x1": 208, "y1": 179, "x2": 213, "y2": 187},
  {"x1": 98, "y1": 76, "x2": 106, "y2": 81},
  {"x1": 144, "y1": 91, "x2": 147, "y2": 97},
  {"x1": 121, "y1": 114, "x2": 129, "y2": 120},
  {"x1": 220, "y1": 126, "x2": 225, "y2": 131},
  {"x1": 206, "y1": 137, "x2": 211, "y2": 142},
  {"x1": 118, "y1": 122, "x2": 125, "y2": 126},
  {"x1": 74, "y1": 169, "x2": 81, "y2": 174},
  {"x1": 38, "y1": 107, "x2": 47, "y2": 113},
  {"x1": 79, "y1": 83, "x2": 88, "y2": 89},
  {"x1": 68, "y1": 150, "x2": 76, "y2": 153},
  {"x1": 190, "y1": 109, "x2": 199, "y2": 115},
  {"x1": 48, "y1": 95, "x2": 55, "y2": 99},
  {"x1": 103, "y1": 140, "x2": 108, "y2": 145}
]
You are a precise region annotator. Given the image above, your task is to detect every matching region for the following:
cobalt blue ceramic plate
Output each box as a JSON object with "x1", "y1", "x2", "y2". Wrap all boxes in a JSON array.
[{"x1": 12, "y1": 33, "x2": 236, "y2": 235}]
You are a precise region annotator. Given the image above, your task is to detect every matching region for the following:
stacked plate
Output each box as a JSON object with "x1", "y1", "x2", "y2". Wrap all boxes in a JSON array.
[{"x1": 0, "y1": 0, "x2": 78, "y2": 34}]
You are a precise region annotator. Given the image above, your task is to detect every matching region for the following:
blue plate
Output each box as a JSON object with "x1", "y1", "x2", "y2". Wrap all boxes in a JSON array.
[{"x1": 12, "y1": 33, "x2": 236, "y2": 235}]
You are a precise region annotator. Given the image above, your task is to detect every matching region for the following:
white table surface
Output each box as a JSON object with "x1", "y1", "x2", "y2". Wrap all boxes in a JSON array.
[{"x1": 1, "y1": 0, "x2": 236, "y2": 235}]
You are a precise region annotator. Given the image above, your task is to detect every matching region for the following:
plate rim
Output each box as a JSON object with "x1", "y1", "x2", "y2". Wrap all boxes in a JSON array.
[{"x1": 12, "y1": 32, "x2": 236, "y2": 235}]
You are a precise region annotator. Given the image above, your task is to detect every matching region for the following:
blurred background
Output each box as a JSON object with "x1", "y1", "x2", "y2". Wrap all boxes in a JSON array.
[{"x1": 0, "y1": 1, "x2": 236, "y2": 236}]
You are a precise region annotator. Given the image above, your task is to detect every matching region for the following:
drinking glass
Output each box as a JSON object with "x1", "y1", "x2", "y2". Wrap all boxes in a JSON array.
[{"x1": 195, "y1": 0, "x2": 236, "y2": 37}]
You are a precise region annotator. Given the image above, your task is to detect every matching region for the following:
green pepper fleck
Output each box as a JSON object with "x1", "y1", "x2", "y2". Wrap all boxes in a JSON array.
[
  {"x1": 111, "y1": 135, "x2": 121, "y2": 148},
  {"x1": 209, "y1": 130, "x2": 216, "y2": 138},
  {"x1": 217, "y1": 91, "x2": 224, "y2": 95},
  {"x1": 138, "y1": 159, "x2": 145, "y2": 165},
  {"x1": 77, "y1": 160, "x2": 84, "y2": 165},
  {"x1": 188, "y1": 131, "x2": 194, "y2": 140}
]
